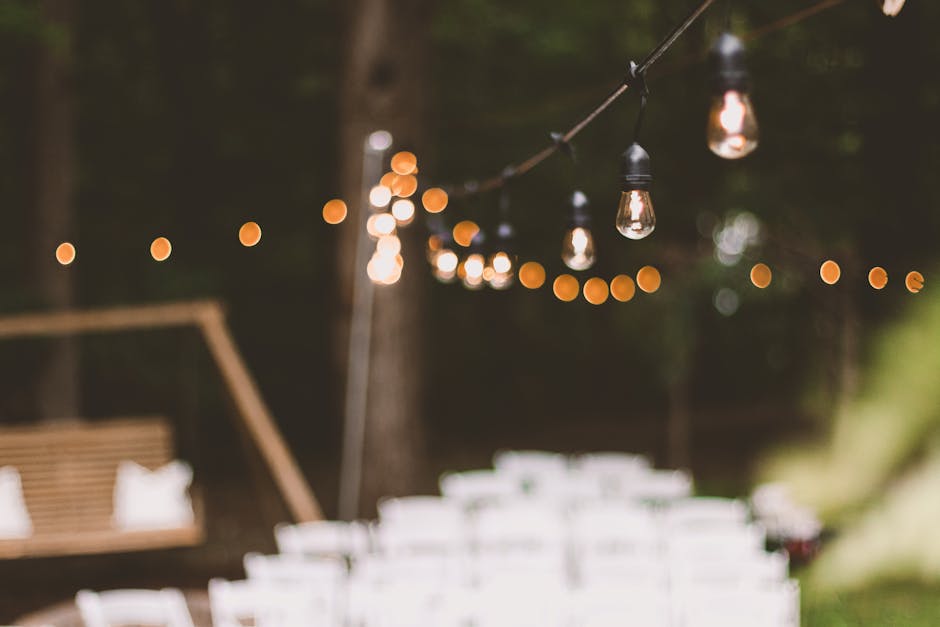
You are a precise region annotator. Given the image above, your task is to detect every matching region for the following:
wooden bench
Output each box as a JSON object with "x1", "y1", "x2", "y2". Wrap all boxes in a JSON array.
[{"x1": 0, "y1": 417, "x2": 203, "y2": 559}]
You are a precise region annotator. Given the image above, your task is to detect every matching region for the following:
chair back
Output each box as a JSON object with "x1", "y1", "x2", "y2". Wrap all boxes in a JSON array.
[{"x1": 76, "y1": 588, "x2": 195, "y2": 627}]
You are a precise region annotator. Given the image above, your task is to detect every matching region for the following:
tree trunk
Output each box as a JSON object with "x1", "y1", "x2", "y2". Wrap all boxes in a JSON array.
[
  {"x1": 35, "y1": 0, "x2": 79, "y2": 420},
  {"x1": 338, "y1": 0, "x2": 431, "y2": 516}
]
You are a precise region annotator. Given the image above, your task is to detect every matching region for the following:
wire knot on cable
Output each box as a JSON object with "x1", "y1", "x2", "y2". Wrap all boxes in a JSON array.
[
  {"x1": 551, "y1": 132, "x2": 576, "y2": 162},
  {"x1": 625, "y1": 61, "x2": 650, "y2": 97}
]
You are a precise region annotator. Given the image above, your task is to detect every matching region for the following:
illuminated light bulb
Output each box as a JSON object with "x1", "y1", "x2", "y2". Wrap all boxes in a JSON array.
[
  {"x1": 610, "y1": 274, "x2": 636, "y2": 302},
  {"x1": 880, "y1": 0, "x2": 905, "y2": 16},
  {"x1": 519, "y1": 261, "x2": 546, "y2": 289},
  {"x1": 868, "y1": 266, "x2": 888, "y2": 290},
  {"x1": 452, "y1": 220, "x2": 480, "y2": 247},
  {"x1": 707, "y1": 33, "x2": 758, "y2": 159},
  {"x1": 434, "y1": 250, "x2": 459, "y2": 283},
  {"x1": 820, "y1": 260, "x2": 841, "y2": 285},
  {"x1": 421, "y1": 188, "x2": 448, "y2": 213},
  {"x1": 380, "y1": 172, "x2": 398, "y2": 189},
  {"x1": 905, "y1": 271, "x2": 924, "y2": 293},
  {"x1": 150, "y1": 237, "x2": 172, "y2": 261},
  {"x1": 391, "y1": 151, "x2": 418, "y2": 175},
  {"x1": 462, "y1": 253, "x2": 486, "y2": 290},
  {"x1": 322, "y1": 199, "x2": 348, "y2": 224},
  {"x1": 367, "y1": 130, "x2": 393, "y2": 151},
  {"x1": 561, "y1": 191, "x2": 596, "y2": 270},
  {"x1": 552, "y1": 274, "x2": 580, "y2": 302},
  {"x1": 486, "y1": 219, "x2": 516, "y2": 290},
  {"x1": 583, "y1": 277, "x2": 609, "y2": 305},
  {"x1": 369, "y1": 185, "x2": 392, "y2": 208},
  {"x1": 391, "y1": 199, "x2": 415, "y2": 224},
  {"x1": 239, "y1": 221, "x2": 262, "y2": 247},
  {"x1": 55, "y1": 242, "x2": 76, "y2": 266},
  {"x1": 615, "y1": 143, "x2": 656, "y2": 240},
  {"x1": 491, "y1": 251, "x2": 512, "y2": 274},
  {"x1": 750, "y1": 262, "x2": 772, "y2": 289},
  {"x1": 636, "y1": 265, "x2": 661, "y2": 293},
  {"x1": 376, "y1": 234, "x2": 401, "y2": 257},
  {"x1": 367, "y1": 251, "x2": 403, "y2": 285}
]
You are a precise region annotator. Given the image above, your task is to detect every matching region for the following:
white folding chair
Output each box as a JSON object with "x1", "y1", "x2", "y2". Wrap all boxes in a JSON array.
[
  {"x1": 664, "y1": 497, "x2": 750, "y2": 529},
  {"x1": 577, "y1": 553, "x2": 670, "y2": 588},
  {"x1": 566, "y1": 586, "x2": 670, "y2": 627},
  {"x1": 570, "y1": 502, "x2": 659, "y2": 554},
  {"x1": 666, "y1": 523, "x2": 767, "y2": 562},
  {"x1": 573, "y1": 452, "x2": 652, "y2": 497},
  {"x1": 209, "y1": 578, "x2": 332, "y2": 627},
  {"x1": 492, "y1": 450, "x2": 569, "y2": 493},
  {"x1": 243, "y1": 552, "x2": 346, "y2": 624},
  {"x1": 374, "y1": 496, "x2": 468, "y2": 554},
  {"x1": 348, "y1": 581, "x2": 468, "y2": 627},
  {"x1": 623, "y1": 469, "x2": 693, "y2": 502},
  {"x1": 671, "y1": 550, "x2": 789, "y2": 587},
  {"x1": 677, "y1": 580, "x2": 799, "y2": 627},
  {"x1": 76, "y1": 588, "x2": 195, "y2": 627},
  {"x1": 274, "y1": 520, "x2": 370, "y2": 559},
  {"x1": 439, "y1": 469, "x2": 522, "y2": 506}
]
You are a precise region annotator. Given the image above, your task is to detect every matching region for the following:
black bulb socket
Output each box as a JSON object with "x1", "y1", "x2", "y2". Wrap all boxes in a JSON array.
[
  {"x1": 567, "y1": 191, "x2": 592, "y2": 229},
  {"x1": 621, "y1": 143, "x2": 652, "y2": 192},
  {"x1": 710, "y1": 32, "x2": 749, "y2": 95}
]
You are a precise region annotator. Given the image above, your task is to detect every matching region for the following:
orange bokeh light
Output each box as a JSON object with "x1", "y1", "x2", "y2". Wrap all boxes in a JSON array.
[
  {"x1": 238, "y1": 221, "x2": 262, "y2": 247},
  {"x1": 906, "y1": 271, "x2": 924, "y2": 293},
  {"x1": 868, "y1": 266, "x2": 888, "y2": 290},
  {"x1": 750, "y1": 263, "x2": 772, "y2": 289},
  {"x1": 422, "y1": 188, "x2": 448, "y2": 213},
  {"x1": 322, "y1": 199, "x2": 348, "y2": 224},
  {"x1": 150, "y1": 237, "x2": 172, "y2": 262},
  {"x1": 390, "y1": 151, "x2": 418, "y2": 175},
  {"x1": 583, "y1": 277, "x2": 609, "y2": 305},
  {"x1": 518, "y1": 261, "x2": 546, "y2": 289},
  {"x1": 553, "y1": 274, "x2": 580, "y2": 302},
  {"x1": 452, "y1": 220, "x2": 480, "y2": 247},
  {"x1": 395, "y1": 174, "x2": 418, "y2": 198},
  {"x1": 610, "y1": 274, "x2": 636, "y2": 302},
  {"x1": 636, "y1": 265, "x2": 662, "y2": 293},
  {"x1": 820, "y1": 260, "x2": 841, "y2": 285},
  {"x1": 55, "y1": 242, "x2": 76, "y2": 266}
]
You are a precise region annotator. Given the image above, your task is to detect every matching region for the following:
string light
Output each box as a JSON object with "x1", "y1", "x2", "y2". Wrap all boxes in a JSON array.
[
  {"x1": 395, "y1": 174, "x2": 418, "y2": 198},
  {"x1": 369, "y1": 185, "x2": 392, "y2": 208},
  {"x1": 150, "y1": 237, "x2": 172, "y2": 262},
  {"x1": 905, "y1": 271, "x2": 924, "y2": 293},
  {"x1": 376, "y1": 234, "x2": 401, "y2": 257},
  {"x1": 750, "y1": 263, "x2": 772, "y2": 288},
  {"x1": 238, "y1": 221, "x2": 262, "y2": 247},
  {"x1": 421, "y1": 188, "x2": 448, "y2": 213},
  {"x1": 519, "y1": 261, "x2": 546, "y2": 289},
  {"x1": 820, "y1": 260, "x2": 841, "y2": 285},
  {"x1": 583, "y1": 277, "x2": 610, "y2": 305},
  {"x1": 367, "y1": 213, "x2": 397, "y2": 239},
  {"x1": 616, "y1": 143, "x2": 656, "y2": 240},
  {"x1": 553, "y1": 274, "x2": 580, "y2": 302},
  {"x1": 453, "y1": 220, "x2": 480, "y2": 247},
  {"x1": 55, "y1": 242, "x2": 76, "y2": 266},
  {"x1": 561, "y1": 191, "x2": 596, "y2": 270},
  {"x1": 868, "y1": 266, "x2": 888, "y2": 290},
  {"x1": 636, "y1": 265, "x2": 662, "y2": 293},
  {"x1": 322, "y1": 199, "x2": 347, "y2": 224},
  {"x1": 880, "y1": 0, "x2": 905, "y2": 16},
  {"x1": 391, "y1": 199, "x2": 416, "y2": 225},
  {"x1": 610, "y1": 274, "x2": 636, "y2": 302},
  {"x1": 391, "y1": 151, "x2": 418, "y2": 175},
  {"x1": 707, "y1": 33, "x2": 758, "y2": 159}
]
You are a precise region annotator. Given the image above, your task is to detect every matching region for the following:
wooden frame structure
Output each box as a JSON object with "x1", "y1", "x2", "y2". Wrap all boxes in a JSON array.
[{"x1": 0, "y1": 300, "x2": 322, "y2": 549}]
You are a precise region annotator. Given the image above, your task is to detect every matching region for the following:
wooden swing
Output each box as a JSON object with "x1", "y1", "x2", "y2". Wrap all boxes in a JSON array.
[{"x1": 0, "y1": 300, "x2": 322, "y2": 560}]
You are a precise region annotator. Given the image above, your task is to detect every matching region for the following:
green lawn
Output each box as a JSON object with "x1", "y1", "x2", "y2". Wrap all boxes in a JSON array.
[{"x1": 802, "y1": 580, "x2": 940, "y2": 626}]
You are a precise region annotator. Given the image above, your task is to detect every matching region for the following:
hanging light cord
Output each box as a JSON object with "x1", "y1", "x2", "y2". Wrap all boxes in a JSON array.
[{"x1": 445, "y1": 0, "x2": 847, "y2": 200}]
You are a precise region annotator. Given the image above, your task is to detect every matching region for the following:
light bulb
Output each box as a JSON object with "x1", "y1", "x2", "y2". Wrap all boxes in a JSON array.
[
  {"x1": 487, "y1": 251, "x2": 514, "y2": 290},
  {"x1": 461, "y1": 253, "x2": 486, "y2": 290},
  {"x1": 433, "y1": 249, "x2": 459, "y2": 283},
  {"x1": 616, "y1": 143, "x2": 655, "y2": 240},
  {"x1": 707, "y1": 90, "x2": 758, "y2": 159},
  {"x1": 880, "y1": 0, "x2": 905, "y2": 16},
  {"x1": 615, "y1": 190, "x2": 655, "y2": 240},
  {"x1": 708, "y1": 32, "x2": 758, "y2": 159},
  {"x1": 561, "y1": 227, "x2": 596, "y2": 270}
]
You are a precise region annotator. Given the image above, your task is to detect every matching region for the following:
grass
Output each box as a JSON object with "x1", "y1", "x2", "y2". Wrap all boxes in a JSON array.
[{"x1": 802, "y1": 580, "x2": 940, "y2": 626}]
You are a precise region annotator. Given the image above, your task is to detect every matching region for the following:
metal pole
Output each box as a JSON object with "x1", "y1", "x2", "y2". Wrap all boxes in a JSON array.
[{"x1": 338, "y1": 131, "x2": 391, "y2": 520}]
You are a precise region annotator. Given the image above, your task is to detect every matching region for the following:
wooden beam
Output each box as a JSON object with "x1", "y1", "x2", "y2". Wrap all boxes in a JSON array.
[{"x1": 0, "y1": 300, "x2": 323, "y2": 523}]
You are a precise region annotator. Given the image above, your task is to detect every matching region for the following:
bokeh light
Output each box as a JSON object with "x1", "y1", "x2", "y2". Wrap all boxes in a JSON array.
[
  {"x1": 238, "y1": 221, "x2": 262, "y2": 247},
  {"x1": 367, "y1": 130, "x2": 393, "y2": 151},
  {"x1": 636, "y1": 265, "x2": 662, "y2": 293},
  {"x1": 820, "y1": 259, "x2": 841, "y2": 285},
  {"x1": 610, "y1": 274, "x2": 636, "y2": 302},
  {"x1": 750, "y1": 263, "x2": 772, "y2": 289},
  {"x1": 322, "y1": 199, "x2": 347, "y2": 224},
  {"x1": 553, "y1": 274, "x2": 580, "y2": 302},
  {"x1": 55, "y1": 242, "x2": 76, "y2": 266},
  {"x1": 373, "y1": 213, "x2": 396, "y2": 237},
  {"x1": 380, "y1": 172, "x2": 397, "y2": 189},
  {"x1": 150, "y1": 237, "x2": 172, "y2": 262},
  {"x1": 369, "y1": 185, "x2": 392, "y2": 208},
  {"x1": 453, "y1": 220, "x2": 480, "y2": 247},
  {"x1": 583, "y1": 277, "x2": 609, "y2": 305},
  {"x1": 391, "y1": 151, "x2": 418, "y2": 175},
  {"x1": 519, "y1": 261, "x2": 546, "y2": 289},
  {"x1": 868, "y1": 266, "x2": 888, "y2": 290},
  {"x1": 395, "y1": 174, "x2": 418, "y2": 198},
  {"x1": 422, "y1": 188, "x2": 448, "y2": 213},
  {"x1": 391, "y1": 199, "x2": 415, "y2": 224},
  {"x1": 376, "y1": 235, "x2": 401, "y2": 257},
  {"x1": 906, "y1": 271, "x2": 924, "y2": 294}
]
